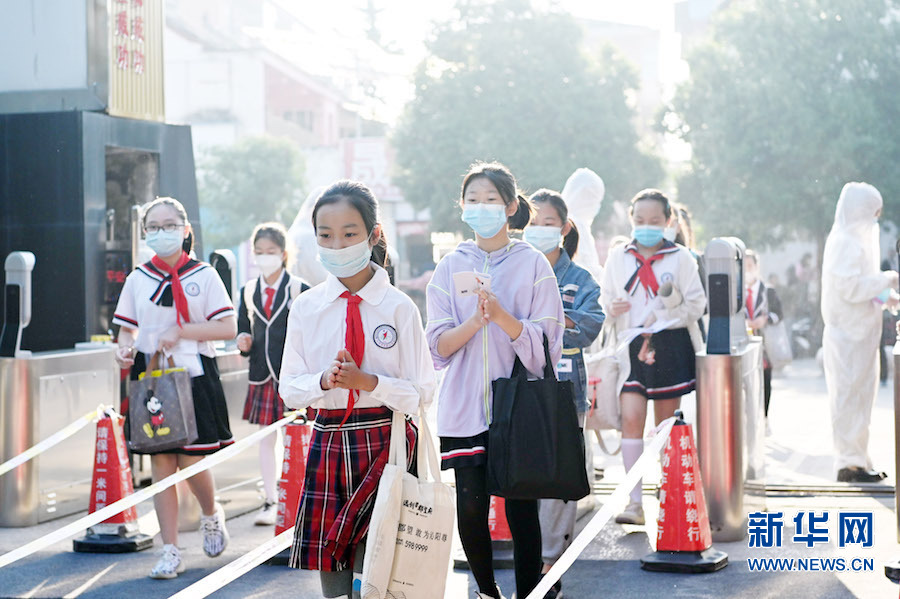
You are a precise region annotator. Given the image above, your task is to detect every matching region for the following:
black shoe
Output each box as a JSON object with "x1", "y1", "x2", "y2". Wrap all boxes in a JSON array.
[
  {"x1": 837, "y1": 467, "x2": 888, "y2": 483},
  {"x1": 543, "y1": 579, "x2": 562, "y2": 599}
]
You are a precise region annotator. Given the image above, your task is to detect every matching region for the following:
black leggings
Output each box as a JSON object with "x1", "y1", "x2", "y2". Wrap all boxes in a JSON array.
[{"x1": 455, "y1": 465, "x2": 542, "y2": 598}]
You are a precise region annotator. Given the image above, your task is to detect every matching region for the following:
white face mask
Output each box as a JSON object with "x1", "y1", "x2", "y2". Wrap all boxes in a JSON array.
[
  {"x1": 254, "y1": 254, "x2": 283, "y2": 278},
  {"x1": 317, "y1": 239, "x2": 373, "y2": 278},
  {"x1": 523, "y1": 226, "x2": 563, "y2": 254}
]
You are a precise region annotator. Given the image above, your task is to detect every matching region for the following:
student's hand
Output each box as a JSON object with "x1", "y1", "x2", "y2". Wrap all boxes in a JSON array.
[
  {"x1": 887, "y1": 270, "x2": 899, "y2": 288},
  {"x1": 750, "y1": 315, "x2": 768, "y2": 330},
  {"x1": 467, "y1": 300, "x2": 487, "y2": 329},
  {"x1": 320, "y1": 355, "x2": 342, "y2": 390},
  {"x1": 236, "y1": 333, "x2": 252, "y2": 352},
  {"x1": 610, "y1": 297, "x2": 631, "y2": 317},
  {"x1": 477, "y1": 290, "x2": 510, "y2": 326},
  {"x1": 564, "y1": 315, "x2": 576, "y2": 329},
  {"x1": 334, "y1": 348, "x2": 378, "y2": 392},
  {"x1": 115, "y1": 345, "x2": 135, "y2": 369},
  {"x1": 157, "y1": 326, "x2": 181, "y2": 353}
]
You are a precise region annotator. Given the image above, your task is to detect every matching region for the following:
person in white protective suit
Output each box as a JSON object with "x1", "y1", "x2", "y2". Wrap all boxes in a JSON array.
[
  {"x1": 822, "y1": 182, "x2": 899, "y2": 483},
  {"x1": 561, "y1": 168, "x2": 605, "y2": 280}
]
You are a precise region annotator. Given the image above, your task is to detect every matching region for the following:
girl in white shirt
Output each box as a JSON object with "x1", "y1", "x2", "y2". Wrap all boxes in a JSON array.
[
  {"x1": 113, "y1": 197, "x2": 237, "y2": 579},
  {"x1": 601, "y1": 189, "x2": 706, "y2": 526},
  {"x1": 279, "y1": 181, "x2": 436, "y2": 599}
]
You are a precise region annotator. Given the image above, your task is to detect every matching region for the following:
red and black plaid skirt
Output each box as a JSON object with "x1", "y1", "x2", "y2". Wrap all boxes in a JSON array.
[
  {"x1": 242, "y1": 380, "x2": 286, "y2": 425},
  {"x1": 288, "y1": 406, "x2": 417, "y2": 572}
]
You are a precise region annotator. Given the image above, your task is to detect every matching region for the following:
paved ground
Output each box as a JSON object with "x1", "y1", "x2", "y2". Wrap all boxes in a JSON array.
[{"x1": 0, "y1": 359, "x2": 898, "y2": 598}]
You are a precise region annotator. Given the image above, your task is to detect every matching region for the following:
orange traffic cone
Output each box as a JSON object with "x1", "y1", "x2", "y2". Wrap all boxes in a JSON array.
[
  {"x1": 454, "y1": 495, "x2": 515, "y2": 569},
  {"x1": 641, "y1": 412, "x2": 727, "y2": 573},
  {"x1": 268, "y1": 417, "x2": 313, "y2": 565},
  {"x1": 73, "y1": 410, "x2": 153, "y2": 553}
]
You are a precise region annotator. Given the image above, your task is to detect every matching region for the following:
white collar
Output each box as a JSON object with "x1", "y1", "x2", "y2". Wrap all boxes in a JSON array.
[
  {"x1": 259, "y1": 269, "x2": 286, "y2": 292},
  {"x1": 322, "y1": 263, "x2": 390, "y2": 306}
]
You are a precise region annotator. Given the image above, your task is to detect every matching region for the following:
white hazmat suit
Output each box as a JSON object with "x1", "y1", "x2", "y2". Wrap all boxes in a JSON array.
[
  {"x1": 821, "y1": 182, "x2": 897, "y2": 477},
  {"x1": 561, "y1": 168, "x2": 605, "y2": 280}
]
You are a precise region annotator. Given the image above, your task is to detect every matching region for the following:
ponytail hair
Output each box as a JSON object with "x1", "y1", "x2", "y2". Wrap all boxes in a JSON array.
[
  {"x1": 563, "y1": 219, "x2": 579, "y2": 258},
  {"x1": 528, "y1": 188, "x2": 579, "y2": 257},
  {"x1": 311, "y1": 180, "x2": 393, "y2": 282},
  {"x1": 461, "y1": 161, "x2": 532, "y2": 231}
]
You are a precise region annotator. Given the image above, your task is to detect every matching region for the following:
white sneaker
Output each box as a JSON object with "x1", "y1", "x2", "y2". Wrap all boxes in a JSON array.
[
  {"x1": 254, "y1": 501, "x2": 277, "y2": 526},
  {"x1": 475, "y1": 587, "x2": 507, "y2": 599},
  {"x1": 200, "y1": 502, "x2": 229, "y2": 557},
  {"x1": 615, "y1": 500, "x2": 645, "y2": 525},
  {"x1": 149, "y1": 544, "x2": 185, "y2": 579}
]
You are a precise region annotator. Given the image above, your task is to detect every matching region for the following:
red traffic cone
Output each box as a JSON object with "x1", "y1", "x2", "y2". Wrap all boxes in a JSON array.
[
  {"x1": 454, "y1": 496, "x2": 515, "y2": 569},
  {"x1": 73, "y1": 410, "x2": 153, "y2": 553},
  {"x1": 641, "y1": 412, "x2": 727, "y2": 573},
  {"x1": 268, "y1": 418, "x2": 313, "y2": 565}
]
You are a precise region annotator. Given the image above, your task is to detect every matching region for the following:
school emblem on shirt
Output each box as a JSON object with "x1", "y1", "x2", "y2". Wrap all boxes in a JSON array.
[
  {"x1": 660, "y1": 272, "x2": 674, "y2": 285},
  {"x1": 185, "y1": 282, "x2": 201, "y2": 297},
  {"x1": 373, "y1": 324, "x2": 398, "y2": 349}
]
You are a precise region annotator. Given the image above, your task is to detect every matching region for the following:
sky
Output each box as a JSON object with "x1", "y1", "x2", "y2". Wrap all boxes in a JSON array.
[{"x1": 260, "y1": 0, "x2": 682, "y2": 124}]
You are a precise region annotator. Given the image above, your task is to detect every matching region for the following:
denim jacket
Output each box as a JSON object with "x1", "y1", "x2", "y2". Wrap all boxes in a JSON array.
[{"x1": 553, "y1": 251, "x2": 605, "y2": 412}]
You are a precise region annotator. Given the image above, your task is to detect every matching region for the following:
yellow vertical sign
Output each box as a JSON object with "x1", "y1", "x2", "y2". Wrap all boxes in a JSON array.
[{"x1": 108, "y1": 0, "x2": 164, "y2": 122}]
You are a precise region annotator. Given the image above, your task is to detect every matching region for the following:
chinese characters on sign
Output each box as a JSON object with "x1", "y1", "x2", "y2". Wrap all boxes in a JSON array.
[{"x1": 113, "y1": 0, "x2": 148, "y2": 75}]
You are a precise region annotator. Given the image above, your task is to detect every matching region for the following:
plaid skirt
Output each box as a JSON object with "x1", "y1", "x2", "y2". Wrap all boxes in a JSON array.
[
  {"x1": 242, "y1": 379, "x2": 286, "y2": 425},
  {"x1": 288, "y1": 406, "x2": 418, "y2": 571}
]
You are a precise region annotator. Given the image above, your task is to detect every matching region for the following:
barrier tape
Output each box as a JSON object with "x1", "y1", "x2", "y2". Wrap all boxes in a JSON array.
[
  {"x1": 0, "y1": 406, "x2": 110, "y2": 479},
  {"x1": 167, "y1": 528, "x2": 295, "y2": 599},
  {"x1": 526, "y1": 417, "x2": 676, "y2": 599},
  {"x1": 0, "y1": 411, "x2": 302, "y2": 570}
]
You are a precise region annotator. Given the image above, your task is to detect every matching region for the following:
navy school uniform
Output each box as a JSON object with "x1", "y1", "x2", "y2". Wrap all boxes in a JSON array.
[{"x1": 237, "y1": 270, "x2": 309, "y2": 425}]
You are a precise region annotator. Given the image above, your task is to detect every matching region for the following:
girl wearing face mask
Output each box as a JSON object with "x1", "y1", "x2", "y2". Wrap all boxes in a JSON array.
[
  {"x1": 112, "y1": 197, "x2": 237, "y2": 579},
  {"x1": 426, "y1": 163, "x2": 565, "y2": 599},
  {"x1": 523, "y1": 189, "x2": 604, "y2": 598},
  {"x1": 279, "y1": 181, "x2": 436, "y2": 599},
  {"x1": 235, "y1": 222, "x2": 309, "y2": 526},
  {"x1": 601, "y1": 189, "x2": 706, "y2": 527}
]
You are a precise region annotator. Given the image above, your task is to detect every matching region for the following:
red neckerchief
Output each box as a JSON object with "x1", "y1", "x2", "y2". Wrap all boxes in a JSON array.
[
  {"x1": 151, "y1": 252, "x2": 191, "y2": 327},
  {"x1": 339, "y1": 291, "x2": 365, "y2": 428},
  {"x1": 626, "y1": 247, "x2": 665, "y2": 296}
]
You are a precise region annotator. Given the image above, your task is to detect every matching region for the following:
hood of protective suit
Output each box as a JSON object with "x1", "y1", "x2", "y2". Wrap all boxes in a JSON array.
[
  {"x1": 821, "y1": 182, "x2": 887, "y2": 333},
  {"x1": 287, "y1": 186, "x2": 329, "y2": 286},
  {"x1": 561, "y1": 168, "x2": 605, "y2": 278}
]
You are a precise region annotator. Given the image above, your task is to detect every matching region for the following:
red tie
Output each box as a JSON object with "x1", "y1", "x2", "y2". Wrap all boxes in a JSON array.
[
  {"x1": 627, "y1": 248, "x2": 664, "y2": 296},
  {"x1": 339, "y1": 291, "x2": 365, "y2": 428},
  {"x1": 151, "y1": 252, "x2": 191, "y2": 327},
  {"x1": 263, "y1": 287, "x2": 276, "y2": 318},
  {"x1": 745, "y1": 286, "x2": 754, "y2": 318}
]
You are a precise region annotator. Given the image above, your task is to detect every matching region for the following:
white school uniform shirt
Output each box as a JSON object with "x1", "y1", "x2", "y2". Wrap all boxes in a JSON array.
[
  {"x1": 601, "y1": 241, "x2": 706, "y2": 332},
  {"x1": 112, "y1": 259, "x2": 236, "y2": 377},
  {"x1": 280, "y1": 263, "x2": 436, "y2": 415}
]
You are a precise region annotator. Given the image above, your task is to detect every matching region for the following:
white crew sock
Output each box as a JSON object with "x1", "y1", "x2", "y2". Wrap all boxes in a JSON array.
[
  {"x1": 621, "y1": 438, "x2": 644, "y2": 505},
  {"x1": 258, "y1": 427, "x2": 280, "y2": 503}
]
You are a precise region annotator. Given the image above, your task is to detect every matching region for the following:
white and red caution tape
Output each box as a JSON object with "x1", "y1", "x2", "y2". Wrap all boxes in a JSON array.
[
  {"x1": 526, "y1": 417, "x2": 675, "y2": 599},
  {"x1": 0, "y1": 406, "x2": 111, "y2": 479},
  {"x1": 0, "y1": 411, "x2": 302, "y2": 569}
]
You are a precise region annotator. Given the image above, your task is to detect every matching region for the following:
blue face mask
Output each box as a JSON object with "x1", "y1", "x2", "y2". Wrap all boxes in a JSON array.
[
  {"x1": 523, "y1": 225, "x2": 563, "y2": 254},
  {"x1": 462, "y1": 204, "x2": 508, "y2": 239},
  {"x1": 317, "y1": 238, "x2": 372, "y2": 278},
  {"x1": 146, "y1": 230, "x2": 185, "y2": 257},
  {"x1": 632, "y1": 225, "x2": 665, "y2": 248}
]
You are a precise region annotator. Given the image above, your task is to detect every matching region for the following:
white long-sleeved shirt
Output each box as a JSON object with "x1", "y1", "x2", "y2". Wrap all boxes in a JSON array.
[{"x1": 280, "y1": 263, "x2": 436, "y2": 415}]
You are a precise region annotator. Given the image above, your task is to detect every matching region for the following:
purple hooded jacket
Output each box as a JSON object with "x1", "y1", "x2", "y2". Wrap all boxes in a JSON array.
[{"x1": 426, "y1": 239, "x2": 565, "y2": 438}]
